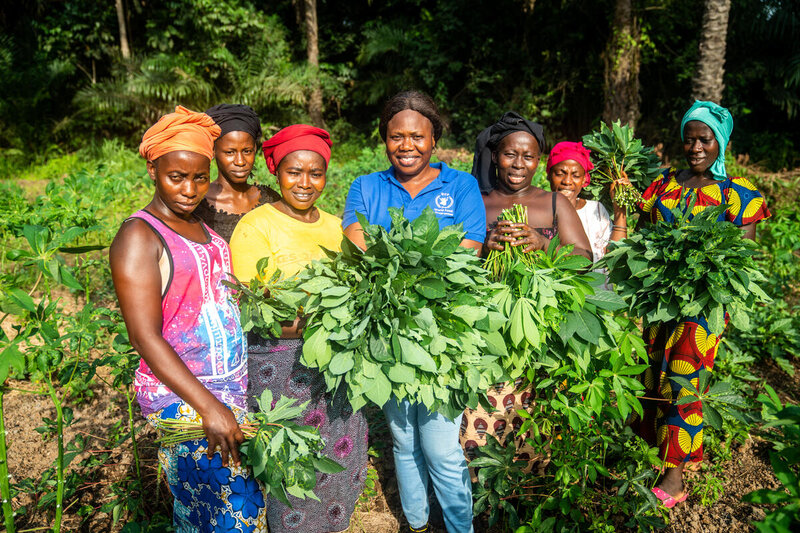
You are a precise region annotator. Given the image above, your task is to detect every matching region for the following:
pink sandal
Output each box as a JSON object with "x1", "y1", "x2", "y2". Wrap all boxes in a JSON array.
[{"x1": 652, "y1": 487, "x2": 688, "y2": 509}]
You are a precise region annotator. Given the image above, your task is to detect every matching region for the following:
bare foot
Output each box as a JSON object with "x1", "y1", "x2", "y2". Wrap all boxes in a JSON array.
[{"x1": 656, "y1": 465, "x2": 686, "y2": 500}]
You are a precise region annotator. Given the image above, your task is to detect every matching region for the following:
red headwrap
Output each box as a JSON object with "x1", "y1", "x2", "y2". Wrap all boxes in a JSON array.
[
  {"x1": 546, "y1": 141, "x2": 594, "y2": 187},
  {"x1": 262, "y1": 124, "x2": 332, "y2": 175}
]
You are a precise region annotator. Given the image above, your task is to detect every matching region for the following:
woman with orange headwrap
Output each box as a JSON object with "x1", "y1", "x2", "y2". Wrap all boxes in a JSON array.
[
  {"x1": 230, "y1": 125, "x2": 368, "y2": 533},
  {"x1": 110, "y1": 106, "x2": 267, "y2": 531}
]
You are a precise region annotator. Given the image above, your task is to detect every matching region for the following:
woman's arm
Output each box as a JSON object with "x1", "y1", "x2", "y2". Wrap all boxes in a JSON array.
[
  {"x1": 553, "y1": 194, "x2": 593, "y2": 260},
  {"x1": 110, "y1": 219, "x2": 244, "y2": 466},
  {"x1": 343, "y1": 222, "x2": 367, "y2": 251}
]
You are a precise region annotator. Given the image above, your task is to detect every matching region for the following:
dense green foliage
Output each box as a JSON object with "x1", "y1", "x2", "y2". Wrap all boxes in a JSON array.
[
  {"x1": 601, "y1": 202, "x2": 771, "y2": 335},
  {"x1": 582, "y1": 120, "x2": 662, "y2": 212},
  {"x1": 476, "y1": 232, "x2": 659, "y2": 529},
  {"x1": 1, "y1": 0, "x2": 799, "y2": 173},
  {"x1": 296, "y1": 207, "x2": 505, "y2": 419}
]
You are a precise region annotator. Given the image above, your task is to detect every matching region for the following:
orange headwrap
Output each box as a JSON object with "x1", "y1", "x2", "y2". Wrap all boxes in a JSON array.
[{"x1": 139, "y1": 105, "x2": 221, "y2": 162}]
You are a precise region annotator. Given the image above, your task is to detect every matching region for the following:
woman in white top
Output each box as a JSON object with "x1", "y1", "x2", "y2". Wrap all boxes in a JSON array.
[{"x1": 546, "y1": 141, "x2": 629, "y2": 262}]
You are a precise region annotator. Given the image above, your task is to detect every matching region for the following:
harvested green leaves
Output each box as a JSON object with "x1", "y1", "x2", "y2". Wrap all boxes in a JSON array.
[
  {"x1": 581, "y1": 120, "x2": 662, "y2": 212},
  {"x1": 599, "y1": 202, "x2": 771, "y2": 335},
  {"x1": 480, "y1": 204, "x2": 647, "y2": 431},
  {"x1": 154, "y1": 390, "x2": 344, "y2": 507},
  {"x1": 296, "y1": 207, "x2": 505, "y2": 420},
  {"x1": 224, "y1": 257, "x2": 307, "y2": 339}
]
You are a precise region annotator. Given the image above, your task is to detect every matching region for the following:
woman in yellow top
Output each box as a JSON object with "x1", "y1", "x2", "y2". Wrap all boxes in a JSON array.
[{"x1": 229, "y1": 125, "x2": 367, "y2": 533}]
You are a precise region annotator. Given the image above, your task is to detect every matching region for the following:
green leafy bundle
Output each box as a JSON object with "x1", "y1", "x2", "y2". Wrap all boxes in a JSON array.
[
  {"x1": 156, "y1": 390, "x2": 344, "y2": 507},
  {"x1": 599, "y1": 202, "x2": 771, "y2": 335},
  {"x1": 296, "y1": 207, "x2": 506, "y2": 420},
  {"x1": 581, "y1": 120, "x2": 662, "y2": 212},
  {"x1": 224, "y1": 257, "x2": 307, "y2": 339},
  {"x1": 484, "y1": 205, "x2": 627, "y2": 379}
]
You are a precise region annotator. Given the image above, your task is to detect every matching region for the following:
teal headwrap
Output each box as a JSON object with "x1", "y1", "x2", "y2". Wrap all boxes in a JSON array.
[{"x1": 680, "y1": 100, "x2": 733, "y2": 181}]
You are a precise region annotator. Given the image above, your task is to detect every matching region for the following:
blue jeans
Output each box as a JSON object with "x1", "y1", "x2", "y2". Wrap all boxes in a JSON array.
[{"x1": 383, "y1": 399, "x2": 474, "y2": 533}]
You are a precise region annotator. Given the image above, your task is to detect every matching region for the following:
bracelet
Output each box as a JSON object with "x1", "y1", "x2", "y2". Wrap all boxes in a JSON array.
[{"x1": 612, "y1": 225, "x2": 628, "y2": 232}]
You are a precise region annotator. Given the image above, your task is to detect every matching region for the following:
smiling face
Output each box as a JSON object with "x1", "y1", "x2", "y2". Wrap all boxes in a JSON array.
[
  {"x1": 492, "y1": 131, "x2": 541, "y2": 193},
  {"x1": 683, "y1": 120, "x2": 720, "y2": 176},
  {"x1": 147, "y1": 150, "x2": 211, "y2": 218},
  {"x1": 214, "y1": 130, "x2": 257, "y2": 185},
  {"x1": 548, "y1": 159, "x2": 586, "y2": 206},
  {"x1": 276, "y1": 150, "x2": 327, "y2": 213},
  {"x1": 384, "y1": 109, "x2": 435, "y2": 179}
]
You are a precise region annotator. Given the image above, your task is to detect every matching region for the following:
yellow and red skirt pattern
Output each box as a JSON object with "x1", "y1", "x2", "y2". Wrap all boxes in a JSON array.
[
  {"x1": 635, "y1": 316, "x2": 724, "y2": 466},
  {"x1": 638, "y1": 168, "x2": 771, "y2": 226}
]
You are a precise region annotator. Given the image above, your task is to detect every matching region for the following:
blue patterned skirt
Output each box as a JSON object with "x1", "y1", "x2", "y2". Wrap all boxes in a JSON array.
[{"x1": 147, "y1": 402, "x2": 268, "y2": 533}]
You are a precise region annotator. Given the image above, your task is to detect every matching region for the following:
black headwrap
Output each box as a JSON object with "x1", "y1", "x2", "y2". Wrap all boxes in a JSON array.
[
  {"x1": 204, "y1": 103, "x2": 262, "y2": 143},
  {"x1": 471, "y1": 111, "x2": 546, "y2": 194}
]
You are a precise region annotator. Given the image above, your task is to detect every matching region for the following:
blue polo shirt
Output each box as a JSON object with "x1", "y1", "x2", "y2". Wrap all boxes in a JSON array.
[{"x1": 342, "y1": 162, "x2": 486, "y2": 243}]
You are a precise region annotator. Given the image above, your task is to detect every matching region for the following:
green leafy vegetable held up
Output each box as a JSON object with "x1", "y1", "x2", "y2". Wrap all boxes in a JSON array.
[
  {"x1": 484, "y1": 204, "x2": 536, "y2": 279},
  {"x1": 484, "y1": 204, "x2": 618, "y2": 379},
  {"x1": 155, "y1": 390, "x2": 344, "y2": 507},
  {"x1": 297, "y1": 207, "x2": 506, "y2": 420},
  {"x1": 599, "y1": 201, "x2": 771, "y2": 335},
  {"x1": 224, "y1": 257, "x2": 307, "y2": 339},
  {"x1": 581, "y1": 120, "x2": 662, "y2": 212}
]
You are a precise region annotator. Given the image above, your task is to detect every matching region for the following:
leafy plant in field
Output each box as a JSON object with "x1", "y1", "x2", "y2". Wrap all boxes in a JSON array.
[
  {"x1": 599, "y1": 201, "x2": 771, "y2": 335},
  {"x1": 295, "y1": 207, "x2": 505, "y2": 419},
  {"x1": 743, "y1": 387, "x2": 800, "y2": 532},
  {"x1": 725, "y1": 300, "x2": 800, "y2": 376},
  {"x1": 155, "y1": 389, "x2": 344, "y2": 507},
  {"x1": 581, "y1": 120, "x2": 662, "y2": 212}
]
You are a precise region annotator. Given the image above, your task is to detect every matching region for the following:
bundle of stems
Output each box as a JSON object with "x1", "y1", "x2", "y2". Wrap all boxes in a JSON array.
[
  {"x1": 484, "y1": 204, "x2": 534, "y2": 280},
  {"x1": 154, "y1": 418, "x2": 262, "y2": 447}
]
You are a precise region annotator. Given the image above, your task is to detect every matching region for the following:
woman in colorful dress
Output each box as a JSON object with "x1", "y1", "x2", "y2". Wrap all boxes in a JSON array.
[
  {"x1": 194, "y1": 103, "x2": 280, "y2": 242},
  {"x1": 343, "y1": 91, "x2": 485, "y2": 533},
  {"x1": 110, "y1": 106, "x2": 266, "y2": 531},
  {"x1": 229, "y1": 125, "x2": 368, "y2": 533},
  {"x1": 546, "y1": 141, "x2": 630, "y2": 263},
  {"x1": 634, "y1": 100, "x2": 770, "y2": 508},
  {"x1": 461, "y1": 114, "x2": 593, "y2": 469}
]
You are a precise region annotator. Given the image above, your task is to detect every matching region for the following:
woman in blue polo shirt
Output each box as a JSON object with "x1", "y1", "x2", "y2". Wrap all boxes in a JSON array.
[{"x1": 343, "y1": 90, "x2": 483, "y2": 533}]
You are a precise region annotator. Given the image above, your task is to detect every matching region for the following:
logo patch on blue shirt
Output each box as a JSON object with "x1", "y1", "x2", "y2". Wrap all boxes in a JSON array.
[{"x1": 434, "y1": 192, "x2": 454, "y2": 216}]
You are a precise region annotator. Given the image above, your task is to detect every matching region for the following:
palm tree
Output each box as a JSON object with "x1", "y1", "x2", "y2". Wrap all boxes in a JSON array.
[{"x1": 691, "y1": 0, "x2": 731, "y2": 104}]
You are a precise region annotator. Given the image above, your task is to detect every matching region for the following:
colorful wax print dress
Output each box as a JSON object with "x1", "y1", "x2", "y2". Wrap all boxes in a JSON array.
[
  {"x1": 129, "y1": 210, "x2": 265, "y2": 532},
  {"x1": 634, "y1": 169, "x2": 770, "y2": 467}
]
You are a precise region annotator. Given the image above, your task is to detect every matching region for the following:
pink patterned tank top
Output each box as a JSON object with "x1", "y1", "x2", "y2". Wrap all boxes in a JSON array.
[{"x1": 129, "y1": 210, "x2": 247, "y2": 416}]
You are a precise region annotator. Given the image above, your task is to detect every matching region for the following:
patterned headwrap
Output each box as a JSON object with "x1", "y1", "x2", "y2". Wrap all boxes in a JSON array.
[
  {"x1": 139, "y1": 105, "x2": 220, "y2": 161},
  {"x1": 205, "y1": 103, "x2": 262, "y2": 143},
  {"x1": 680, "y1": 100, "x2": 733, "y2": 181},
  {"x1": 261, "y1": 124, "x2": 332, "y2": 175},
  {"x1": 546, "y1": 141, "x2": 594, "y2": 187},
  {"x1": 471, "y1": 111, "x2": 546, "y2": 193}
]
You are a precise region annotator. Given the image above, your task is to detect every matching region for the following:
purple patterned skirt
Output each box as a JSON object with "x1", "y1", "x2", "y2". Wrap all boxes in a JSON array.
[{"x1": 247, "y1": 336, "x2": 368, "y2": 533}]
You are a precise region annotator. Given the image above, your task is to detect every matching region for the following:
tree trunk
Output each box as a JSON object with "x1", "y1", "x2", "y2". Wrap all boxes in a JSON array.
[
  {"x1": 691, "y1": 0, "x2": 731, "y2": 104},
  {"x1": 304, "y1": 0, "x2": 325, "y2": 128},
  {"x1": 115, "y1": 0, "x2": 131, "y2": 60},
  {"x1": 602, "y1": 0, "x2": 641, "y2": 128}
]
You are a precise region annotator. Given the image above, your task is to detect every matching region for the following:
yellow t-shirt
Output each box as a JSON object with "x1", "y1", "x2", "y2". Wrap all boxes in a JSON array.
[{"x1": 229, "y1": 203, "x2": 343, "y2": 282}]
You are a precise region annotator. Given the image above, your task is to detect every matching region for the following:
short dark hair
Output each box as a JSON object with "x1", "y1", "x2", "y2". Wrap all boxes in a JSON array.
[{"x1": 378, "y1": 90, "x2": 444, "y2": 142}]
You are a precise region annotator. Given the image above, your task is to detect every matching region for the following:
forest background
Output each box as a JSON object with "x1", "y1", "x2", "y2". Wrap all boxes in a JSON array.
[{"x1": 1, "y1": 0, "x2": 798, "y2": 175}]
